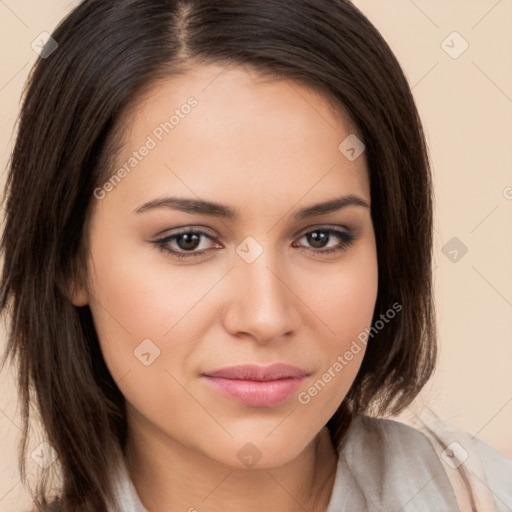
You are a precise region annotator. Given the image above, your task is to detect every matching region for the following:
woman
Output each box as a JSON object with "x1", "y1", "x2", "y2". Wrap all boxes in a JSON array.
[{"x1": 1, "y1": 1, "x2": 510, "y2": 511}]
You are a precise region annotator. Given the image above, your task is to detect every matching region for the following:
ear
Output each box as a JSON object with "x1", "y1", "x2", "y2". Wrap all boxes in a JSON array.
[
  {"x1": 69, "y1": 282, "x2": 89, "y2": 307},
  {"x1": 66, "y1": 269, "x2": 89, "y2": 307}
]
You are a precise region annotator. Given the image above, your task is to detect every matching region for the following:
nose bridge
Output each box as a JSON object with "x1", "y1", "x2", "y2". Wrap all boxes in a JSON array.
[{"x1": 223, "y1": 239, "x2": 299, "y2": 342}]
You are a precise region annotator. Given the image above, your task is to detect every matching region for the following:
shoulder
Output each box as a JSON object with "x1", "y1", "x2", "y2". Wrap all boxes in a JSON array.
[
  {"x1": 344, "y1": 414, "x2": 442, "y2": 457},
  {"x1": 345, "y1": 414, "x2": 512, "y2": 512},
  {"x1": 471, "y1": 435, "x2": 512, "y2": 511},
  {"x1": 391, "y1": 411, "x2": 512, "y2": 507},
  {"x1": 329, "y1": 415, "x2": 461, "y2": 510},
  {"x1": 342, "y1": 415, "x2": 450, "y2": 474}
]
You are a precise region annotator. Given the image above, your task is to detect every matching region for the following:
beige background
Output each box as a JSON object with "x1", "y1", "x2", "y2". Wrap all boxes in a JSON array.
[{"x1": 1, "y1": 0, "x2": 511, "y2": 509}]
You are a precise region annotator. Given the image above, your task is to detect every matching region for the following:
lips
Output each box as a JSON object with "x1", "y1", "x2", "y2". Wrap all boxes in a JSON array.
[
  {"x1": 202, "y1": 363, "x2": 309, "y2": 381},
  {"x1": 201, "y1": 363, "x2": 310, "y2": 407}
]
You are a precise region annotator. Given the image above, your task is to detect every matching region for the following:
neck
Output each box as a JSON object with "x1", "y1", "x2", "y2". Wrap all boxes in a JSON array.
[{"x1": 124, "y1": 417, "x2": 339, "y2": 512}]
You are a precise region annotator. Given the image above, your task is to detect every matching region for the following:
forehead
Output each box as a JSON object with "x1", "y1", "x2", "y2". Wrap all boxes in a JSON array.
[{"x1": 104, "y1": 63, "x2": 370, "y2": 212}]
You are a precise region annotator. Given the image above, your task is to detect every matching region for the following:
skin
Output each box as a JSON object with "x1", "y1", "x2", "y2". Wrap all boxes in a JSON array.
[{"x1": 71, "y1": 63, "x2": 378, "y2": 512}]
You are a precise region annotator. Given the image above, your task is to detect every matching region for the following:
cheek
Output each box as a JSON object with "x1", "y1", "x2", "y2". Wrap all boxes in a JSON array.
[
  {"x1": 328, "y1": 267, "x2": 377, "y2": 343},
  {"x1": 86, "y1": 218, "x2": 232, "y2": 336},
  {"x1": 308, "y1": 243, "x2": 379, "y2": 346},
  {"x1": 85, "y1": 250, "x2": 211, "y2": 430},
  {"x1": 286, "y1": 245, "x2": 378, "y2": 413},
  {"x1": 84, "y1": 233, "x2": 216, "y2": 385}
]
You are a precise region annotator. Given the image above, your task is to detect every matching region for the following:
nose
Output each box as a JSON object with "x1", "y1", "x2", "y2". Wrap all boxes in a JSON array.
[{"x1": 221, "y1": 250, "x2": 301, "y2": 344}]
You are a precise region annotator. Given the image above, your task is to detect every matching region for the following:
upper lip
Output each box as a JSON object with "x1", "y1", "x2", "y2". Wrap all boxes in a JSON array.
[{"x1": 202, "y1": 363, "x2": 309, "y2": 381}]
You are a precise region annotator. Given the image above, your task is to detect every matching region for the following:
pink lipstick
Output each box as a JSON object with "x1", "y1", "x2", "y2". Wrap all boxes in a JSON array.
[{"x1": 202, "y1": 363, "x2": 309, "y2": 407}]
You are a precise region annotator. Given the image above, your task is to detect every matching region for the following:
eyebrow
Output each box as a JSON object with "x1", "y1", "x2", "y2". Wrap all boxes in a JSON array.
[{"x1": 132, "y1": 194, "x2": 369, "y2": 220}]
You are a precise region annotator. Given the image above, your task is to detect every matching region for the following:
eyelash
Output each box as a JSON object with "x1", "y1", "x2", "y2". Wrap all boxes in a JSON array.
[{"x1": 154, "y1": 227, "x2": 356, "y2": 261}]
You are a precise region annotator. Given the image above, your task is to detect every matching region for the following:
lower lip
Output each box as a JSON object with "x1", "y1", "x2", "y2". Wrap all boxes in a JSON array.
[{"x1": 202, "y1": 376, "x2": 307, "y2": 407}]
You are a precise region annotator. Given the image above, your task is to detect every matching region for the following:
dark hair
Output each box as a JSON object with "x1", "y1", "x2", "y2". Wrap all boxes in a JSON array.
[{"x1": 0, "y1": 0, "x2": 436, "y2": 510}]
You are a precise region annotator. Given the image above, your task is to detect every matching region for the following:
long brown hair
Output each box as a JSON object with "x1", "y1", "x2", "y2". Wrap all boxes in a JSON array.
[{"x1": 1, "y1": 1, "x2": 436, "y2": 510}]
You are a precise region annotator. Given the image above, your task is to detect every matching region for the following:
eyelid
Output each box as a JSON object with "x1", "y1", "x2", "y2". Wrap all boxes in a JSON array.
[
  {"x1": 294, "y1": 223, "x2": 352, "y2": 237},
  {"x1": 154, "y1": 224, "x2": 218, "y2": 239}
]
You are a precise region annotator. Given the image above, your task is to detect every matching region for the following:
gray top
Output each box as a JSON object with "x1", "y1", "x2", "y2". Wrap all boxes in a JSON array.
[{"x1": 111, "y1": 416, "x2": 512, "y2": 512}]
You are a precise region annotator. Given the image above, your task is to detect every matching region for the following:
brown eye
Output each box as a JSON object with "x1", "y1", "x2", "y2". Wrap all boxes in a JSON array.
[
  {"x1": 155, "y1": 229, "x2": 219, "y2": 260},
  {"x1": 294, "y1": 228, "x2": 356, "y2": 254},
  {"x1": 174, "y1": 232, "x2": 202, "y2": 251},
  {"x1": 305, "y1": 230, "x2": 330, "y2": 249}
]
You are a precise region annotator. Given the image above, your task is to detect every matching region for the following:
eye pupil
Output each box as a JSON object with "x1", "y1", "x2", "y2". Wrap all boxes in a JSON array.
[
  {"x1": 307, "y1": 231, "x2": 329, "y2": 248},
  {"x1": 177, "y1": 233, "x2": 201, "y2": 251}
]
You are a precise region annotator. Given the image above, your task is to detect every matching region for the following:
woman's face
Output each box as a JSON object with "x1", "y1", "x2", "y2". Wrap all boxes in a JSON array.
[{"x1": 73, "y1": 63, "x2": 378, "y2": 468}]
